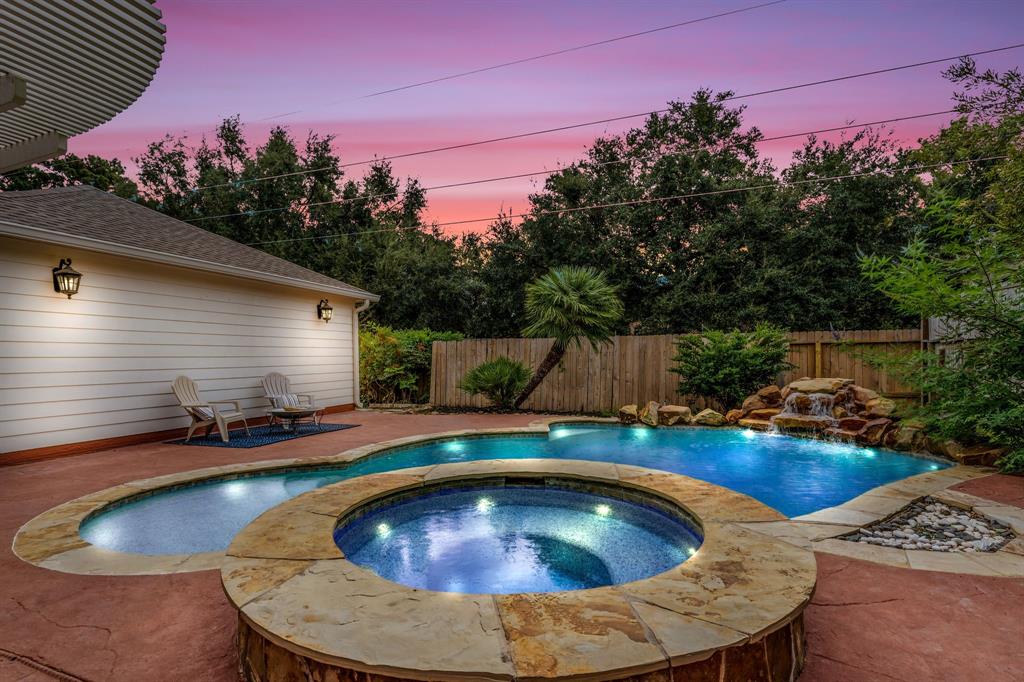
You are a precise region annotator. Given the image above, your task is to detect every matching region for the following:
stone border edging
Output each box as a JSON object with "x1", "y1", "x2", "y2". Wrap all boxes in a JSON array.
[
  {"x1": 11, "y1": 417, "x2": 1013, "y2": 577},
  {"x1": 224, "y1": 461, "x2": 815, "y2": 682}
]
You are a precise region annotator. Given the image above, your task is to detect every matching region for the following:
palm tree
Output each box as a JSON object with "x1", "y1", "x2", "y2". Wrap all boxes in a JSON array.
[{"x1": 514, "y1": 266, "x2": 624, "y2": 408}]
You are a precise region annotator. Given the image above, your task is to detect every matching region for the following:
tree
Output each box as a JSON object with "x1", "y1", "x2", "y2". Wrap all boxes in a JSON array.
[
  {"x1": 861, "y1": 59, "x2": 1024, "y2": 472},
  {"x1": 0, "y1": 153, "x2": 138, "y2": 197},
  {"x1": 513, "y1": 267, "x2": 623, "y2": 408}
]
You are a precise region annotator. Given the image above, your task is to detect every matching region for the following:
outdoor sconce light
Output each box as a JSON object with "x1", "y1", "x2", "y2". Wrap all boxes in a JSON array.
[
  {"x1": 52, "y1": 258, "x2": 82, "y2": 298},
  {"x1": 317, "y1": 299, "x2": 333, "y2": 323}
]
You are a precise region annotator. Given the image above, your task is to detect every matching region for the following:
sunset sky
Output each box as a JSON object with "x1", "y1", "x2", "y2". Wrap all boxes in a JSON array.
[{"x1": 72, "y1": 0, "x2": 1024, "y2": 234}]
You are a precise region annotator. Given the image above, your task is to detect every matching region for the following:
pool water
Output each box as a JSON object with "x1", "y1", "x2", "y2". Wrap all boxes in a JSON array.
[
  {"x1": 334, "y1": 485, "x2": 701, "y2": 593},
  {"x1": 80, "y1": 424, "x2": 948, "y2": 555}
]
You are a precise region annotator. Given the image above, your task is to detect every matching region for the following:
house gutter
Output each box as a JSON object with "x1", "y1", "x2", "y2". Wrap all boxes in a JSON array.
[
  {"x1": 0, "y1": 219, "x2": 380, "y2": 302},
  {"x1": 353, "y1": 298, "x2": 373, "y2": 407}
]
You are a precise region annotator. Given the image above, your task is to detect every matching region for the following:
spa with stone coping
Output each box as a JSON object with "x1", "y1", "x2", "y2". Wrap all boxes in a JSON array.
[{"x1": 222, "y1": 460, "x2": 816, "y2": 682}]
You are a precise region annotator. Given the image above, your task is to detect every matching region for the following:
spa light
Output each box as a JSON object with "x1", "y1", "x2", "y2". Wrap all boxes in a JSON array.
[
  {"x1": 52, "y1": 258, "x2": 82, "y2": 298},
  {"x1": 476, "y1": 497, "x2": 494, "y2": 513},
  {"x1": 594, "y1": 504, "x2": 611, "y2": 517},
  {"x1": 376, "y1": 522, "x2": 391, "y2": 537},
  {"x1": 317, "y1": 299, "x2": 333, "y2": 323}
]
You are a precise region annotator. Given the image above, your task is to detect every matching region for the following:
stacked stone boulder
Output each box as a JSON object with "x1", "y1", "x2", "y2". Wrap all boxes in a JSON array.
[
  {"x1": 616, "y1": 403, "x2": 702, "y2": 427},
  {"x1": 733, "y1": 377, "x2": 905, "y2": 446}
]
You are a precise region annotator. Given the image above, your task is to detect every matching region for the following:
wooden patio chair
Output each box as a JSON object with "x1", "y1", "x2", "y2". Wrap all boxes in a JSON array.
[
  {"x1": 171, "y1": 376, "x2": 250, "y2": 443},
  {"x1": 262, "y1": 372, "x2": 316, "y2": 409}
]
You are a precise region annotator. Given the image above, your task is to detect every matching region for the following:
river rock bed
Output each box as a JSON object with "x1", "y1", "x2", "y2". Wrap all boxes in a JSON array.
[{"x1": 842, "y1": 497, "x2": 1015, "y2": 552}]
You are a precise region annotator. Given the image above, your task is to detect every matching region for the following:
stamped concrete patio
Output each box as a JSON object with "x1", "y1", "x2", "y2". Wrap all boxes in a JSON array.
[{"x1": 1, "y1": 411, "x2": 1022, "y2": 681}]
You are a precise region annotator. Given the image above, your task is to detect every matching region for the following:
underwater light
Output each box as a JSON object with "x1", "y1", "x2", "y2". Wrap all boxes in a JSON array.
[
  {"x1": 222, "y1": 481, "x2": 248, "y2": 500},
  {"x1": 594, "y1": 504, "x2": 612, "y2": 517},
  {"x1": 930, "y1": 464, "x2": 941, "y2": 470},
  {"x1": 742, "y1": 429, "x2": 757, "y2": 439},
  {"x1": 476, "y1": 497, "x2": 494, "y2": 513},
  {"x1": 687, "y1": 546, "x2": 697, "y2": 556},
  {"x1": 444, "y1": 441, "x2": 465, "y2": 453},
  {"x1": 376, "y1": 523, "x2": 391, "y2": 537},
  {"x1": 862, "y1": 449, "x2": 876, "y2": 458}
]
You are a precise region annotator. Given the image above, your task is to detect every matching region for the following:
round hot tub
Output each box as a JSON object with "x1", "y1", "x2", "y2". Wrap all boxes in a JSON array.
[
  {"x1": 223, "y1": 460, "x2": 817, "y2": 682},
  {"x1": 334, "y1": 482, "x2": 702, "y2": 594}
]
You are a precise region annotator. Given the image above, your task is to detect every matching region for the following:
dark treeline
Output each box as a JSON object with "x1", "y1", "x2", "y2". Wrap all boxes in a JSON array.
[{"x1": 2, "y1": 61, "x2": 1016, "y2": 337}]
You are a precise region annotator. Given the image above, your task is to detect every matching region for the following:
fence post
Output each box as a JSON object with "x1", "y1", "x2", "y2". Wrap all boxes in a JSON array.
[{"x1": 814, "y1": 341, "x2": 823, "y2": 378}]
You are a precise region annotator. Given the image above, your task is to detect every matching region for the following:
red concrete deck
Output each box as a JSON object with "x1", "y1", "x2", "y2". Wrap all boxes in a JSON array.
[{"x1": 1, "y1": 412, "x2": 1021, "y2": 681}]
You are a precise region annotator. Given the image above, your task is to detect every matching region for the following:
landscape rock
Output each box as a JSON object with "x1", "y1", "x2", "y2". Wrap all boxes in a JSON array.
[
  {"x1": 657, "y1": 404, "x2": 691, "y2": 426},
  {"x1": 838, "y1": 416, "x2": 868, "y2": 432},
  {"x1": 863, "y1": 397, "x2": 897, "y2": 418},
  {"x1": 755, "y1": 384, "x2": 783, "y2": 405},
  {"x1": 787, "y1": 377, "x2": 853, "y2": 395},
  {"x1": 741, "y1": 395, "x2": 767, "y2": 412},
  {"x1": 618, "y1": 404, "x2": 638, "y2": 425},
  {"x1": 693, "y1": 408, "x2": 727, "y2": 426},
  {"x1": 843, "y1": 496, "x2": 1013, "y2": 553},
  {"x1": 856, "y1": 418, "x2": 893, "y2": 445},
  {"x1": 832, "y1": 406, "x2": 850, "y2": 419},
  {"x1": 638, "y1": 401, "x2": 660, "y2": 427},
  {"x1": 824, "y1": 427, "x2": 859, "y2": 442},
  {"x1": 738, "y1": 418, "x2": 771, "y2": 431},
  {"x1": 747, "y1": 407, "x2": 782, "y2": 420},
  {"x1": 852, "y1": 385, "x2": 880, "y2": 404},
  {"x1": 949, "y1": 445, "x2": 1006, "y2": 467},
  {"x1": 771, "y1": 414, "x2": 831, "y2": 431},
  {"x1": 725, "y1": 409, "x2": 745, "y2": 423}
]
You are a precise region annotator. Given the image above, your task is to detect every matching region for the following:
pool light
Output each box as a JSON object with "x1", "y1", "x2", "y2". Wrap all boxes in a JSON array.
[
  {"x1": 376, "y1": 522, "x2": 391, "y2": 537},
  {"x1": 594, "y1": 504, "x2": 611, "y2": 517},
  {"x1": 742, "y1": 429, "x2": 757, "y2": 439},
  {"x1": 476, "y1": 497, "x2": 494, "y2": 513},
  {"x1": 687, "y1": 546, "x2": 697, "y2": 556},
  {"x1": 444, "y1": 441, "x2": 465, "y2": 453}
]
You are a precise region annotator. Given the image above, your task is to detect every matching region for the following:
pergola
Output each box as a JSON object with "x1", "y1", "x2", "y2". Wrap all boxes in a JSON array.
[{"x1": 0, "y1": 0, "x2": 166, "y2": 173}]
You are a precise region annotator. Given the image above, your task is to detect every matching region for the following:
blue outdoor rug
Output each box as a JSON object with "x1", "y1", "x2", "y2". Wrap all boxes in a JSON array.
[{"x1": 167, "y1": 423, "x2": 358, "y2": 448}]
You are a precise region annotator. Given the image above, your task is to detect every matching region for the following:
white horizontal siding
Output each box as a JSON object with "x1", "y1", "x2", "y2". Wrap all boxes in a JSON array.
[{"x1": 0, "y1": 236, "x2": 358, "y2": 454}]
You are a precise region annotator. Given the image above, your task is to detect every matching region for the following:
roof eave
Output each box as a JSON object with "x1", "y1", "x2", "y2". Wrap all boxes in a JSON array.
[{"x1": 0, "y1": 219, "x2": 380, "y2": 303}]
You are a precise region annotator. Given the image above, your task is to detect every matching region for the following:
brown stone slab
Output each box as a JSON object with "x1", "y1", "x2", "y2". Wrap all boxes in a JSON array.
[
  {"x1": 495, "y1": 590, "x2": 666, "y2": 680},
  {"x1": 227, "y1": 509, "x2": 343, "y2": 561},
  {"x1": 243, "y1": 560, "x2": 514, "y2": 679},
  {"x1": 621, "y1": 523, "x2": 816, "y2": 639},
  {"x1": 221, "y1": 557, "x2": 314, "y2": 607}
]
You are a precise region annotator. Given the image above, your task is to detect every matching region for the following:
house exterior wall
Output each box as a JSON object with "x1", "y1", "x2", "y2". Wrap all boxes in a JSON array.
[{"x1": 0, "y1": 236, "x2": 357, "y2": 457}]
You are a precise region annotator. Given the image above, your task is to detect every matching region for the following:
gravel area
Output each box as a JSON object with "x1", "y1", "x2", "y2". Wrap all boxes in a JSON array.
[{"x1": 843, "y1": 497, "x2": 1015, "y2": 552}]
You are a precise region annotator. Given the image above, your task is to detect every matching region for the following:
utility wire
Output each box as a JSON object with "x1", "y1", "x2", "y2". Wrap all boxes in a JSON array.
[
  {"x1": 191, "y1": 108, "x2": 956, "y2": 222},
  {"x1": 360, "y1": 1, "x2": 787, "y2": 99},
  {"x1": 189, "y1": 42, "x2": 1024, "y2": 193},
  {"x1": 244, "y1": 155, "x2": 1007, "y2": 245},
  {"x1": 79, "y1": 2, "x2": 789, "y2": 154}
]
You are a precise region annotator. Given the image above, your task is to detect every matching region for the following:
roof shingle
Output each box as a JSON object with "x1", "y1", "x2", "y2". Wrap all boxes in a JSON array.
[{"x1": 0, "y1": 186, "x2": 376, "y2": 300}]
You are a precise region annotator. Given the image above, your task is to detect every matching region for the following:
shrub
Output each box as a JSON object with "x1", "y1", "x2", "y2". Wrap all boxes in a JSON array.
[
  {"x1": 459, "y1": 357, "x2": 532, "y2": 410},
  {"x1": 671, "y1": 324, "x2": 793, "y2": 409},
  {"x1": 360, "y1": 324, "x2": 462, "y2": 404}
]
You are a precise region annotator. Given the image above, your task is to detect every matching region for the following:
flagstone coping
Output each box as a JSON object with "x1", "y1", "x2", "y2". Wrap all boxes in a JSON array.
[
  {"x1": 743, "y1": 467, "x2": 1024, "y2": 576},
  {"x1": 223, "y1": 461, "x2": 816, "y2": 682},
  {"x1": 11, "y1": 417, "x2": 1012, "y2": 577}
]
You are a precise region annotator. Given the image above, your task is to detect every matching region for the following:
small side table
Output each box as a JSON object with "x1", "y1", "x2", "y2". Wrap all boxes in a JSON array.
[{"x1": 267, "y1": 407, "x2": 322, "y2": 432}]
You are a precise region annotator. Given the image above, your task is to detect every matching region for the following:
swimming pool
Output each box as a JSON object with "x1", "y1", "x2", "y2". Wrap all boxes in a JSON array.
[
  {"x1": 80, "y1": 423, "x2": 948, "y2": 555},
  {"x1": 334, "y1": 483, "x2": 702, "y2": 593}
]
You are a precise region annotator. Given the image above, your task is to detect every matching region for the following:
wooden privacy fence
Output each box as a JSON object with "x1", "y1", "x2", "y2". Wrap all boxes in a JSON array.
[{"x1": 429, "y1": 329, "x2": 922, "y2": 413}]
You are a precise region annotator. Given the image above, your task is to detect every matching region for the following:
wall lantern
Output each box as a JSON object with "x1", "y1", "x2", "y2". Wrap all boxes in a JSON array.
[
  {"x1": 317, "y1": 299, "x2": 333, "y2": 323},
  {"x1": 52, "y1": 258, "x2": 82, "y2": 298}
]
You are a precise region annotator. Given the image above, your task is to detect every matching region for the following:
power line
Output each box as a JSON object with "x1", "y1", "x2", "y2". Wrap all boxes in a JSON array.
[
  {"x1": 191, "y1": 108, "x2": 956, "y2": 222},
  {"x1": 244, "y1": 155, "x2": 1007, "y2": 245},
  {"x1": 360, "y1": 1, "x2": 787, "y2": 99},
  {"x1": 87, "y1": 2, "x2": 789, "y2": 154},
  {"x1": 189, "y1": 42, "x2": 1024, "y2": 193}
]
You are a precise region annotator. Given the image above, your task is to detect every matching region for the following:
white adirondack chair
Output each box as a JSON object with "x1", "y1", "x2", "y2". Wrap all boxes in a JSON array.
[
  {"x1": 261, "y1": 372, "x2": 315, "y2": 409},
  {"x1": 172, "y1": 376, "x2": 250, "y2": 443}
]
